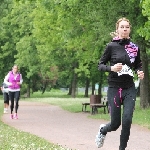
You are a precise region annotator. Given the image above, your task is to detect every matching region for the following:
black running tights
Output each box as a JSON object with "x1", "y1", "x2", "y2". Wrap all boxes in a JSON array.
[
  {"x1": 9, "y1": 91, "x2": 20, "y2": 114},
  {"x1": 101, "y1": 85, "x2": 136, "y2": 150}
]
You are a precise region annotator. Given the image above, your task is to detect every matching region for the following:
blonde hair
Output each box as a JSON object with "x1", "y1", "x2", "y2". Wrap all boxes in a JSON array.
[
  {"x1": 110, "y1": 17, "x2": 131, "y2": 37},
  {"x1": 12, "y1": 64, "x2": 18, "y2": 69},
  {"x1": 116, "y1": 17, "x2": 131, "y2": 29}
]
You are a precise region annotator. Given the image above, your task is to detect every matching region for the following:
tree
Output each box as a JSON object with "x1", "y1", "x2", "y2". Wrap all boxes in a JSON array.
[
  {"x1": 91, "y1": 0, "x2": 150, "y2": 108},
  {"x1": 13, "y1": 0, "x2": 150, "y2": 104},
  {"x1": 4, "y1": 1, "x2": 59, "y2": 95},
  {"x1": 137, "y1": 0, "x2": 150, "y2": 108},
  {"x1": 31, "y1": 0, "x2": 108, "y2": 97},
  {"x1": 0, "y1": 0, "x2": 16, "y2": 83}
]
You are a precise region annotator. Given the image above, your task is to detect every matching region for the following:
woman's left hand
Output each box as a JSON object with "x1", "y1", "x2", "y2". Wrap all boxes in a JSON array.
[{"x1": 137, "y1": 70, "x2": 144, "y2": 80}]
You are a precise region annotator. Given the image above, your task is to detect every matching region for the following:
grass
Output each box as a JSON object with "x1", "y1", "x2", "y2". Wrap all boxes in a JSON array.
[
  {"x1": 0, "y1": 100, "x2": 69, "y2": 150},
  {"x1": 132, "y1": 99, "x2": 150, "y2": 128},
  {"x1": 30, "y1": 90, "x2": 70, "y2": 98},
  {"x1": 29, "y1": 89, "x2": 93, "y2": 98}
]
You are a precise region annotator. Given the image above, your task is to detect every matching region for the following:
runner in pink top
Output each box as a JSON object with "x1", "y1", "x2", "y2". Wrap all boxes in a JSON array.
[{"x1": 4, "y1": 65, "x2": 23, "y2": 119}]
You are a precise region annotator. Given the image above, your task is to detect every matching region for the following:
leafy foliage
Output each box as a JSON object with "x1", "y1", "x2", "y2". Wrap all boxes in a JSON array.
[{"x1": 0, "y1": 0, "x2": 150, "y2": 106}]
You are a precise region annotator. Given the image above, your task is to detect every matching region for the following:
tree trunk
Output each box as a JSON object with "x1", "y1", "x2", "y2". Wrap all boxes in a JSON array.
[
  {"x1": 27, "y1": 84, "x2": 30, "y2": 98},
  {"x1": 41, "y1": 81, "x2": 48, "y2": 94},
  {"x1": 84, "y1": 77, "x2": 89, "y2": 97},
  {"x1": 67, "y1": 83, "x2": 72, "y2": 95},
  {"x1": 71, "y1": 71, "x2": 77, "y2": 98},
  {"x1": 98, "y1": 73, "x2": 103, "y2": 97},
  {"x1": 140, "y1": 45, "x2": 150, "y2": 108},
  {"x1": 91, "y1": 80, "x2": 95, "y2": 95},
  {"x1": 136, "y1": 85, "x2": 140, "y2": 97},
  {"x1": 98, "y1": 83, "x2": 102, "y2": 97},
  {"x1": 26, "y1": 79, "x2": 30, "y2": 97}
]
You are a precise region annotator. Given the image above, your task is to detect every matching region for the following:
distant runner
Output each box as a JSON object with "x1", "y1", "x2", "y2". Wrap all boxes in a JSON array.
[
  {"x1": 4, "y1": 65, "x2": 23, "y2": 119},
  {"x1": 1, "y1": 81, "x2": 9, "y2": 113}
]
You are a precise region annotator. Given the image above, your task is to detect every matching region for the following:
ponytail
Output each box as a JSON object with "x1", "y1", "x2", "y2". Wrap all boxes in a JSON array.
[{"x1": 110, "y1": 31, "x2": 118, "y2": 38}]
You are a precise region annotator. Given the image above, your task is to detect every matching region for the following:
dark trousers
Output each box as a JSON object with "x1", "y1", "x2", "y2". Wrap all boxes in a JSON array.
[
  {"x1": 9, "y1": 91, "x2": 20, "y2": 114},
  {"x1": 101, "y1": 85, "x2": 136, "y2": 150},
  {"x1": 4, "y1": 92, "x2": 9, "y2": 105}
]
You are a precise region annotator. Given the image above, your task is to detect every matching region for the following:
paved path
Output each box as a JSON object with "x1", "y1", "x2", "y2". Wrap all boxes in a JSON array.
[{"x1": 1, "y1": 101, "x2": 150, "y2": 150}]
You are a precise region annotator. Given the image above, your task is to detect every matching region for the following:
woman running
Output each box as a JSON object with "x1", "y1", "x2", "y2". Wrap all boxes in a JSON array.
[
  {"x1": 95, "y1": 18, "x2": 144, "y2": 150},
  {"x1": 4, "y1": 65, "x2": 23, "y2": 119}
]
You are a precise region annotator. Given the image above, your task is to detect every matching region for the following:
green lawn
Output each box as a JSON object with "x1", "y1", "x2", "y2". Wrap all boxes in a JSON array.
[{"x1": 0, "y1": 100, "x2": 68, "y2": 150}]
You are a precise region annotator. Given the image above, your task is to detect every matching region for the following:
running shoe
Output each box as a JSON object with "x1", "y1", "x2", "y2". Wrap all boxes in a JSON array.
[
  {"x1": 95, "y1": 124, "x2": 106, "y2": 148},
  {"x1": 4, "y1": 108, "x2": 8, "y2": 113},
  {"x1": 10, "y1": 114, "x2": 13, "y2": 119},
  {"x1": 13, "y1": 113, "x2": 18, "y2": 119}
]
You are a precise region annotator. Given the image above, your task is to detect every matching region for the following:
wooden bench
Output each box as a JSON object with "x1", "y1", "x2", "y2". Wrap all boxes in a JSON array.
[
  {"x1": 82, "y1": 102, "x2": 90, "y2": 112},
  {"x1": 90, "y1": 101, "x2": 108, "y2": 115},
  {"x1": 82, "y1": 96, "x2": 109, "y2": 114},
  {"x1": 89, "y1": 95, "x2": 108, "y2": 114}
]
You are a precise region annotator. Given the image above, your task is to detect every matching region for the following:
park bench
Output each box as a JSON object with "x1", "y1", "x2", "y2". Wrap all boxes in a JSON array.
[
  {"x1": 90, "y1": 100, "x2": 108, "y2": 115},
  {"x1": 82, "y1": 95, "x2": 109, "y2": 114},
  {"x1": 82, "y1": 95, "x2": 101, "y2": 112},
  {"x1": 90, "y1": 95, "x2": 108, "y2": 114},
  {"x1": 82, "y1": 102, "x2": 90, "y2": 112}
]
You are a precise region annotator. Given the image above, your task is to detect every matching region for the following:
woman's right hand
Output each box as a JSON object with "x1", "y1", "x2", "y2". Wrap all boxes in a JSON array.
[{"x1": 111, "y1": 63, "x2": 123, "y2": 72}]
